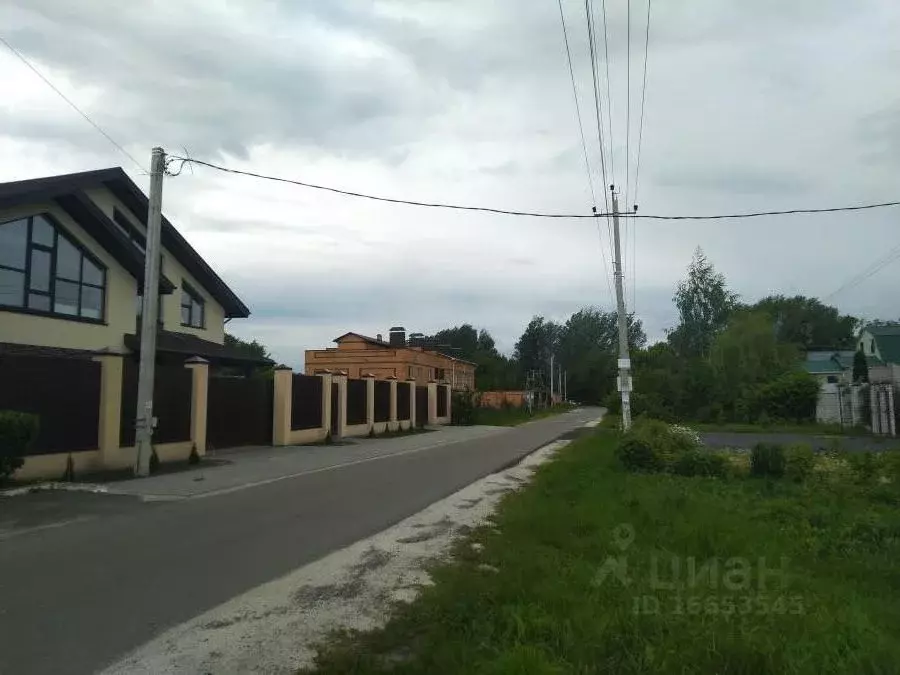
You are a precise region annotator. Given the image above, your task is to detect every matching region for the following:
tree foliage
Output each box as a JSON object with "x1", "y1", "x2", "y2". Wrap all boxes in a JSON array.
[
  {"x1": 853, "y1": 349, "x2": 869, "y2": 383},
  {"x1": 224, "y1": 333, "x2": 271, "y2": 361},
  {"x1": 668, "y1": 247, "x2": 738, "y2": 358},
  {"x1": 747, "y1": 294, "x2": 858, "y2": 349}
]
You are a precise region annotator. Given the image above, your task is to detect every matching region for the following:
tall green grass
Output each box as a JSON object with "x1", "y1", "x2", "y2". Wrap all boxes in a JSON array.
[{"x1": 303, "y1": 432, "x2": 900, "y2": 674}]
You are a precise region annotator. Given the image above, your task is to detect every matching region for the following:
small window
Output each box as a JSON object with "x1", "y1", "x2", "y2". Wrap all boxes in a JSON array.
[
  {"x1": 870, "y1": 340, "x2": 876, "y2": 354},
  {"x1": 826, "y1": 375, "x2": 838, "y2": 384},
  {"x1": 180, "y1": 281, "x2": 205, "y2": 328}
]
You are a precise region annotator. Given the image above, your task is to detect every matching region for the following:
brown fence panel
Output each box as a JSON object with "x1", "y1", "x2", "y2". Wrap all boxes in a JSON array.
[
  {"x1": 292, "y1": 374, "x2": 323, "y2": 430},
  {"x1": 347, "y1": 378, "x2": 367, "y2": 426},
  {"x1": 437, "y1": 386, "x2": 448, "y2": 418},
  {"x1": 374, "y1": 380, "x2": 390, "y2": 423},
  {"x1": 415, "y1": 385, "x2": 428, "y2": 427},
  {"x1": 120, "y1": 359, "x2": 192, "y2": 446},
  {"x1": 0, "y1": 354, "x2": 100, "y2": 455},
  {"x1": 397, "y1": 382, "x2": 411, "y2": 421},
  {"x1": 207, "y1": 376, "x2": 273, "y2": 449}
]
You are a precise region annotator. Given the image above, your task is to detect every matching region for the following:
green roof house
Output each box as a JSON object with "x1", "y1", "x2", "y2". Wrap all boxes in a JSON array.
[{"x1": 857, "y1": 325, "x2": 900, "y2": 384}]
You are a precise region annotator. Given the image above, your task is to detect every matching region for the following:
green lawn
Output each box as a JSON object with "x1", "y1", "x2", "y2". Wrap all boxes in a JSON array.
[
  {"x1": 303, "y1": 432, "x2": 900, "y2": 674},
  {"x1": 472, "y1": 404, "x2": 573, "y2": 427}
]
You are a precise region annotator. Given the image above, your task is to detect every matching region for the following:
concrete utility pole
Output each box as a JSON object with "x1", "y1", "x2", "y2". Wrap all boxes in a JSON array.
[
  {"x1": 549, "y1": 353, "x2": 555, "y2": 403},
  {"x1": 564, "y1": 369, "x2": 568, "y2": 402},
  {"x1": 611, "y1": 187, "x2": 633, "y2": 431},
  {"x1": 134, "y1": 147, "x2": 166, "y2": 477}
]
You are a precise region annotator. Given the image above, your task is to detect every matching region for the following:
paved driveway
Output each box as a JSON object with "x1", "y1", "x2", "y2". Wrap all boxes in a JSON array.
[
  {"x1": 700, "y1": 431, "x2": 898, "y2": 451},
  {"x1": 0, "y1": 408, "x2": 601, "y2": 675}
]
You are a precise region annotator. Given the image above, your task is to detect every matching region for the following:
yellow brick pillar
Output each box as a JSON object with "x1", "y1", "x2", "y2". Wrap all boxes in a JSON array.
[
  {"x1": 363, "y1": 373, "x2": 376, "y2": 430},
  {"x1": 334, "y1": 372, "x2": 348, "y2": 439},
  {"x1": 92, "y1": 349, "x2": 124, "y2": 470},
  {"x1": 319, "y1": 370, "x2": 333, "y2": 434},
  {"x1": 272, "y1": 365, "x2": 293, "y2": 446},
  {"x1": 407, "y1": 378, "x2": 417, "y2": 427},
  {"x1": 427, "y1": 380, "x2": 438, "y2": 426},
  {"x1": 388, "y1": 376, "x2": 398, "y2": 431},
  {"x1": 184, "y1": 356, "x2": 209, "y2": 456}
]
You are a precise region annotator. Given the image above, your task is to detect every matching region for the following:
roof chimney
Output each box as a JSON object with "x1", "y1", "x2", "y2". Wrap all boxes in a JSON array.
[
  {"x1": 389, "y1": 326, "x2": 406, "y2": 347},
  {"x1": 376, "y1": 333, "x2": 383, "y2": 342}
]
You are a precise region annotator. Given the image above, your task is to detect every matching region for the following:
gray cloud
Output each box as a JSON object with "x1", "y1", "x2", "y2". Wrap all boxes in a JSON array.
[{"x1": 2, "y1": 0, "x2": 899, "y2": 365}]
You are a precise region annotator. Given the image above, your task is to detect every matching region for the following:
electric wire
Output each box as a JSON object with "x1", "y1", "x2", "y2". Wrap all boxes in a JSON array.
[
  {"x1": 631, "y1": 0, "x2": 652, "y2": 312},
  {"x1": 165, "y1": 156, "x2": 900, "y2": 221},
  {"x1": 0, "y1": 35, "x2": 145, "y2": 172}
]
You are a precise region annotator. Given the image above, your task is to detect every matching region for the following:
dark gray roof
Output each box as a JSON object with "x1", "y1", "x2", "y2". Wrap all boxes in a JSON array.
[{"x1": 0, "y1": 168, "x2": 249, "y2": 318}]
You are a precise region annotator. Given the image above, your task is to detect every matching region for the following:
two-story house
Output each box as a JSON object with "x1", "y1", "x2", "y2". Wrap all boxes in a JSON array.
[{"x1": 0, "y1": 167, "x2": 264, "y2": 367}]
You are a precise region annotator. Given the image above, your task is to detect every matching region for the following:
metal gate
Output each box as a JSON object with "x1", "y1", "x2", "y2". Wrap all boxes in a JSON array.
[
  {"x1": 331, "y1": 382, "x2": 340, "y2": 435},
  {"x1": 415, "y1": 385, "x2": 428, "y2": 427},
  {"x1": 206, "y1": 376, "x2": 273, "y2": 450}
]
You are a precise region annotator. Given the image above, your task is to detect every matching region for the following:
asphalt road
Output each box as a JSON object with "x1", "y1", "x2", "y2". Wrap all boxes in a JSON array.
[{"x1": 0, "y1": 408, "x2": 600, "y2": 675}]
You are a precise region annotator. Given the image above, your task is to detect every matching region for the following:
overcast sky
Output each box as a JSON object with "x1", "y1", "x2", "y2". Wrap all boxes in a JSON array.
[{"x1": 2, "y1": 0, "x2": 899, "y2": 368}]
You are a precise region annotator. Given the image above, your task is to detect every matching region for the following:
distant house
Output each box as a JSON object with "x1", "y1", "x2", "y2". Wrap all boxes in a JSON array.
[
  {"x1": 0, "y1": 168, "x2": 268, "y2": 368},
  {"x1": 857, "y1": 324, "x2": 900, "y2": 385},
  {"x1": 305, "y1": 326, "x2": 476, "y2": 390}
]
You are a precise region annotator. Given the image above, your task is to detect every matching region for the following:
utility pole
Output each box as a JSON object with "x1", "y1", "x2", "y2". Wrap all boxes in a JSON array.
[
  {"x1": 549, "y1": 353, "x2": 555, "y2": 403},
  {"x1": 134, "y1": 147, "x2": 166, "y2": 477},
  {"x1": 611, "y1": 186, "x2": 632, "y2": 431},
  {"x1": 564, "y1": 370, "x2": 568, "y2": 402}
]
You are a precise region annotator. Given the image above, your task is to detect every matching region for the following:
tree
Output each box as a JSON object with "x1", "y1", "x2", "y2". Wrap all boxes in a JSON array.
[
  {"x1": 224, "y1": 333, "x2": 270, "y2": 361},
  {"x1": 668, "y1": 248, "x2": 738, "y2": 358},
  {"x1": 424, "y1": 324, "x2": 519, "y2": 391},
  {"x1": 709, "y1": 312, "x2": 799, "y2": 420},
  {"x1": 748, "y1": 295, "x2": 858, "y2": 349},
  {"x1": 556, "y1": 307, "x2": 646, "y2": 404},
  {"x1": 514, "y1": 316, "x2": 561, "y2": 376},
  {"x1": 853, "y1": 348, "x2": 869, "y2": 383}
]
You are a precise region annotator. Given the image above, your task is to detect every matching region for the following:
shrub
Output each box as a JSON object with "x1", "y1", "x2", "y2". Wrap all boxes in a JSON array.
[
  {"x1": 616, "y1": 435, "x2": 665, "y2": 472},
  {"x1": 0, "y1": 410, "x2": 39, "y2": 483},
  {"x1": 785, "y1": 443, "x2": 815, "y2": 482},
  {"x1": 756, "y1": 371, "x2": 819, "y2": 422},
  {"x1": 673, "y1": 450, "x2": 729, "y2": 477},
  {"x1": 451, "y1": 390, "x2": 478, "y2": 426},
  {"x1": 188, "y1": 444, "x2": 200, "y2": 465},
  {"x1": 616, "y1": 418, "x2": 700, "y2": 473},
  {"x1": 751, "y1": 443, "x2": 786, "y2": 478},
  {"x1": 149, "y1": 447, "x2": 160, "y2": 474}
]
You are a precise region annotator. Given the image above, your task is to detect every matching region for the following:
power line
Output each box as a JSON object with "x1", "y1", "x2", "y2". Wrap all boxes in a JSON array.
[
  {"x1": 583, "y1": 0, "x2": 610, "y2": 215},
  {"x1": 0, "y1": 35, "x2": 145, "y2": 172},
  {"x1": 556, "y1": 0, "x2": 597, "y2": 207},
  {"x1": 556, "y1": 0, "x2": 614, "y2": 306},
  {"x1": 166, "y1": 156, "x2": 900, "y2": 221},
  {"x1": 632, "y1": 0, "x2": 652, "y2": 314},
  {"x1": 824, "y1": 242, "x2": 900, "y2": 301},
  {"x1": 633, "y1": 0, "x2": 653, "y2": 207},
  {"x1": 599, "y1": 0, "x2": 615, "y2": 182},
  {"x1": 625, "y1": 0, "x2": 632, "y2": 208}
]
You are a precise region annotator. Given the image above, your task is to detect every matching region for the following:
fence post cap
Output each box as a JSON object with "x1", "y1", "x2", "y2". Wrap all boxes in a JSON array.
[
  {"x1": 274, "y1": 364, "x2": 293, "y2": 371},
  {"x1": 184, "y1": 355, "x2": 209, "y2": 365},
  {"x1": 428, "y1": 379, "x2": 437, "y2": 384},
  {"x1": 362, "y1": 372, "x2": 376, "y2": 378},
  {"x1": 386, "y1": 375, "x2": 398, "y2": 380},
  {"x1": 316, "y1": 368, "x2": 333, "y2": 374},
  {"x1": 406, "y1": 377, "x2": 417, "y2": 382}
]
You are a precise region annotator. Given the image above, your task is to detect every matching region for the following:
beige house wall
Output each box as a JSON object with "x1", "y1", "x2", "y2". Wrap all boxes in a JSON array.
[
  {"x1": 85, "y1": 186, "x2": 226, "y2": 344},
  {"x1": 0, "y1": 201, "x2": 138, "y2": 351}
]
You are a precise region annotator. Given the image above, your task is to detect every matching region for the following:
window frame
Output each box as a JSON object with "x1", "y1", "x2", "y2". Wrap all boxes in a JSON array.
[
  {"x1": 0, "y1": 213, "x2": 107, "y2": 324},
  {"x1": 180, "y1": 279, "x2": 206, "y2": 329}
]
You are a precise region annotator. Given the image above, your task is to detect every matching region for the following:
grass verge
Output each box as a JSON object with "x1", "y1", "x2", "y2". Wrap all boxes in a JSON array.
[
  {"x1": 302, "y1": 431, "x2": 900, "y2": 674},
  {"x1": 691, "y1": 421, "x2": 873, "y2": 436}
]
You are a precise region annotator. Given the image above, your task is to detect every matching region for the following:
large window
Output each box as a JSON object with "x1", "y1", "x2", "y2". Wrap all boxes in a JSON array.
[
  {"x1": 0, "y1": 214, "x2": 106, "y2": 321},
  {"x1": 180, "y1": 281, "x2": 205, "y2": 328}
]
